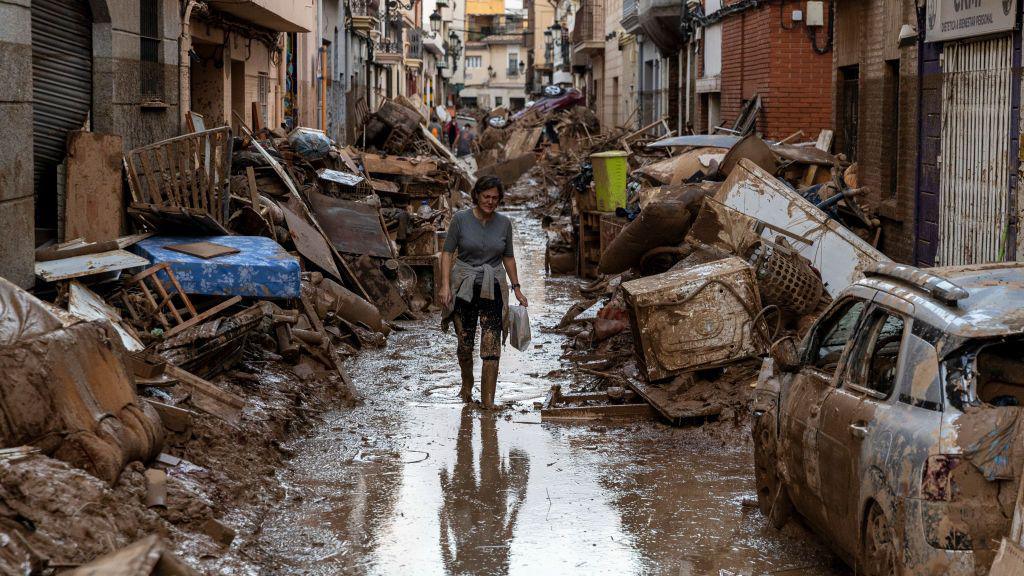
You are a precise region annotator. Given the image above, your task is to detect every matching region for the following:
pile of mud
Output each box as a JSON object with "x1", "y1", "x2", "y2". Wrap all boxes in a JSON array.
[{"x1": 0, "y1": 346, "x2": 362, "y2": 574}]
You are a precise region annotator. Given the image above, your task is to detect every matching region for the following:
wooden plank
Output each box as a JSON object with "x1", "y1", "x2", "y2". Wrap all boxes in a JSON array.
[
  {"x1": 145, "y1": 399, "x2": 193, "y2": 433},
  {"x1": 164, "y1": 364, "x2": 244, "y2": 424},
  {"x1": 187, "y1": 136, "x2": 202, "y2": 213},
  {"x1": 164, "y1": 241, "x2": 240, "y2": 259},
  {"x1": 541, "y1": 403, "x2": 656, "y2": 420},
  {"x1": 163, "y1": 296, "x2": 241, "y2": 338},
  {"x1": 280, "y1": 204, "x2": 344, "y2": 282},
  {"x1": 65, "y1": 131, "x2": 124, "y2": 242},
  {"x1": 34, "y1": 250, "x2": 150, "y2": 282},
  {"x1": 246, "y1": 167, "x2": 260, "y2": 210},
  {"x1": 137, "y1": 152, "x2": 163, "y2": 205},
  {"x1": 124, "y1": 157, "x2": 143, "y2": 204},
  {"x1": 800, "y1": 129, "x2": 834, "y2": 187},
  {"x1": 251, "y1": 101, "x2": 262, "y2": 131}
]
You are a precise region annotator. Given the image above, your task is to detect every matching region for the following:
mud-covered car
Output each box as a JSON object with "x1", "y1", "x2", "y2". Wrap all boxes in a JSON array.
[{"x1": 752, "y1": 262, "x2": 1024, "y2": 575}]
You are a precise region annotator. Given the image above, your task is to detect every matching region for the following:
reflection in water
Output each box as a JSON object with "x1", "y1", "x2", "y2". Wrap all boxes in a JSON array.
[{"x1": 439, "y1": 406, "x2": 530, "y2": 576}]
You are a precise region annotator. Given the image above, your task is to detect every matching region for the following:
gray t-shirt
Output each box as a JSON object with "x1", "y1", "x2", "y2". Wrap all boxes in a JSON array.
[{"x1": 443, "y1": 209, "x2": 514, "y2": 283}]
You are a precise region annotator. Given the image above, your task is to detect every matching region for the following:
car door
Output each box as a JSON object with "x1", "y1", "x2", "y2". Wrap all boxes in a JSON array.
[
  {"x1": 817, "y1": 302, "x2": 910, "y2": 557},
  {"x1": 779, "y1": 296, "x2": 869, "y2": 533}
]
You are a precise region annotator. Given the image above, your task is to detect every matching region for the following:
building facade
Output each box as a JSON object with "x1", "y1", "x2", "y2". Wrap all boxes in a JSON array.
[
  {"x1": 691, "y1": 0, "x2": 833, "y2": 140},
  {"x1": 461, "y1": 9, "x2": 528, "y2": 109},
  {"x1": 0, "y1": 0, "x2": 402, "y2": 286}
]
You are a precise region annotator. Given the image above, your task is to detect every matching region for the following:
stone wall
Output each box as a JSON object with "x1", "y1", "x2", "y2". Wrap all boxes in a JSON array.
[{"x1": 0, "y1": 0, "x2": 35, "y2": 287}]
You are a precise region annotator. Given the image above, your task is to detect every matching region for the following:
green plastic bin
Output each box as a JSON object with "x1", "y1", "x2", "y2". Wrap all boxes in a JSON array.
[{"x1": 590, "y1": 151, "x2": 629, "y2": 211}]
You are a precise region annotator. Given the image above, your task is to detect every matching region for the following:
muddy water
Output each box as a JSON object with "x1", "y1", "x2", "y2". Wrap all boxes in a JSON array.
[{"x1": 256, "y1": 208, "x2": 847, "y2": 575}]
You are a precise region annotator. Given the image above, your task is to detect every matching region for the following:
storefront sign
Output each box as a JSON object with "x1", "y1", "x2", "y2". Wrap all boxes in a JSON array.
[{"x1": 926, "y1": 0, "x2": 1018, "y2": 42}]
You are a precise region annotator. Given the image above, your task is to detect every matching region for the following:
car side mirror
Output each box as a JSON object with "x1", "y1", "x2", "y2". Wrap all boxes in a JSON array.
[{"x1": 770, "y1": 336, "x2": 802, "y2": 373}]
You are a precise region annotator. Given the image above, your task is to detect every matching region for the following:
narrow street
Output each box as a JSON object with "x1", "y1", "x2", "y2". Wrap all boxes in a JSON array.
[{"x1": 252, "y1": 208, "x2": 845, "y2": 576}]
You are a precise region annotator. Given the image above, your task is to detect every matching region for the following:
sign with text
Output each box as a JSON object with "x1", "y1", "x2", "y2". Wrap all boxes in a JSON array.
[{"x1": 926, "y1": 0, "x2": 1018, "y2": 42}]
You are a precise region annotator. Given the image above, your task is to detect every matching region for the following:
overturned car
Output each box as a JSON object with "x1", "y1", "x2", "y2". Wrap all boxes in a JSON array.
[{"x1": 753, "y1": 262, "x2": 1024, "y2": 575}]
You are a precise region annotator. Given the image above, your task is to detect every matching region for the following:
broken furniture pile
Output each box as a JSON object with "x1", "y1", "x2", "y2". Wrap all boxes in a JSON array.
[
  {"x1": 543, "y1": 128, "x2": 889, "y2": 426},
  {"x1": 4, "y1": 96, "x2": 469, "y2": 571}
]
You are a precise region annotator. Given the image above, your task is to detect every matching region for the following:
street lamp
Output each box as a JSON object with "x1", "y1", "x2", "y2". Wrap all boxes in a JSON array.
[
  {"x1": 435, "y1": 0, "x2": 448, "y2": 8},
  {"x1": 429, "y1": 8, "x2": 442, "y2": 35},
  {"x1": 487, "y1": 64, "x2": 495, "y2": 77},
  {"x1": 518, "y1": 60, "x2": 525, "y2": 75}
]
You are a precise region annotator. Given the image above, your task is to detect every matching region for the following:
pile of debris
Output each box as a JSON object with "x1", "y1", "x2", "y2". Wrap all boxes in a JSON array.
[
  {"x1": 539, "y1": 127, "x2": 888, "y2": 427},
  {"x1": 2, "y1": 96, "x2": 470, "y2": 571}
]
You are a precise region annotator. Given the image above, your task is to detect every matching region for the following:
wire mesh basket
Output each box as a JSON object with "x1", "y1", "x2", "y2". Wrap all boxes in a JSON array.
[{"x1": 747, "y1": 240, "x2": 823, "y2": 316}]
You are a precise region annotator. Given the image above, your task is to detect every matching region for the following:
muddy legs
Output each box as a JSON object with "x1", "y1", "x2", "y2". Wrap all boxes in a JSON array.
[
  {"x1": 458, "y1": 356, "x2": 474, "y2": 403},
  {"x1": 480, "y1": 360, "x2": 499, "y2": 410}
]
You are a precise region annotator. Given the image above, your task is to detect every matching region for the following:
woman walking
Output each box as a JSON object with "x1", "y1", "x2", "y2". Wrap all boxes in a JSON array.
[{"x1": 440, "y1": 176, "x2": 529, "y2": 409}]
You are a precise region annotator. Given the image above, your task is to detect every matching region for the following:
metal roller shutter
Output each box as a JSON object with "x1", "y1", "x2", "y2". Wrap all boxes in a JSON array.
[
  {"x1": 32, "y1": 0, "x2": 93, "y2": 227},
  {"x1": 937, "y1": 36, "x2": 1013, "y2": 266}
]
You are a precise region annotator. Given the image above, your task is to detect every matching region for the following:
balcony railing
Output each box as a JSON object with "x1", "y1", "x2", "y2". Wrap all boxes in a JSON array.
[
  {"x1": 350, "y1": 0, "x2": 380, "y2": 19},
  {"x1": 375, "y1": 38, "x2": 403, "y2": 64},
  {"x1": 407, "y1": 28, "x2": 423, "y2": 59},
  {"x1": 571, "y1": 0, "x2": 604, "y2": 46},
  {"x1": 467, "y1": 23, "x2": 526, "y2": 41}
]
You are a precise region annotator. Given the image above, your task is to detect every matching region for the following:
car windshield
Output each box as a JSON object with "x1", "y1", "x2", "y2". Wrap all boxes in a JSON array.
[{"x1": 944, "y1": 336, "x2": 1024, "y2": 411}]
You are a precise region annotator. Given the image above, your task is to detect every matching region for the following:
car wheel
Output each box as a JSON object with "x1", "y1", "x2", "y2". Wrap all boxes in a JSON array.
[
  {"x1": 863, "y1": 503, "x2": 898, "y2": 576},
  {"x1": 753, "y1": 414, "x2": 792, "y2": 529}
]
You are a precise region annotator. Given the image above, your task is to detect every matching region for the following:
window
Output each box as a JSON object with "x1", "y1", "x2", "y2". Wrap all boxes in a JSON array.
[
  {"x1": 507, "y1": 49, "x2": 519, "y2": 76},
  {"x1": 897, "y1": 323, "x2": 942, "y2": 411},
  {"x1": 847, "y1": 309, "x2": 906, "y2": 398},
  {"x1": 882, "y1": 59, "x2": 901, "y2": 199},
  {"x1": 466, "y1": 56, "x2": 483, "y2": 69},
  {"x1": 811, "y1": 299, "x2": 866, "y2": 372},
  {"x1": 495, "y1": 96, "x2": 503, "y2": 106},
  {"x1": 258, "y1": 72, "x2": 270, "y2": 127},
  {"x1": 140, "y1": 0, "x2": 163, "y2": 98}
]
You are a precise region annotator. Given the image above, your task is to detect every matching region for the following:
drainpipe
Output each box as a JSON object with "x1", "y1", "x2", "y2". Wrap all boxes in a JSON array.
[{"x1": 179, "y1": 0, "x2": 199, "y2": 133}]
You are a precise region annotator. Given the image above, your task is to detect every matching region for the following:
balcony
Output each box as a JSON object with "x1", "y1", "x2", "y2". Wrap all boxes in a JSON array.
[
  {"x1": 209, "y1": 0, "x2": 313, "y2": 31},
  {"x1": 348, "y1": 0, "x2": 380, "y2": 32},
  {"x1": 637, "y1": 0, "x2": 683, "y2": 53},
  {"x1": 570, "y1": 0, "x2": 604, "y2": 58},
  {"x1": 375, "y1": 38, "x2": 403, "y2": 65},
  {"x1": 621, "y1": 0, "x2": 639, "y2": 32}
]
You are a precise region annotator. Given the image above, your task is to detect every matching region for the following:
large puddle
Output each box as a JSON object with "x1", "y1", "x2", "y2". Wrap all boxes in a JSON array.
[{"x1": 255, "y1": 208, "x2": 847, "y2": 575}]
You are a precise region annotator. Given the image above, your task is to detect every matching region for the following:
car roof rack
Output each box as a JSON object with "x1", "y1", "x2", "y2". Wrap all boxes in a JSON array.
[{"x1": 863, "y1": 262, "x2": 969, "y2": 305}]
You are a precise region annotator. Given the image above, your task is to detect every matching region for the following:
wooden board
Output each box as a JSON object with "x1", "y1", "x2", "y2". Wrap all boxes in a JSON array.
[
  {"x1": 164, "y1": 364, "x2": 244, "y2": 424},
  {"x1": 800, "y1": 129, "x2": 834, "y2": 187},
  {"x1": 280, "y1": 204, "x2": 343, "y2": 283},
  {"x1": 34, "y1": 249, "x2": 150, "y2": 282},
  {"x1": 309, "y1": 191, "x2": 393, "y2": 258},
  {"x1": 362, "y1": 153, "x2": 438, "y2": 178},
  {"x1": 165, "y1": 241, "x2": 241, "y2": 259},
  {"x1": 540, "y1": 387, "x2": 656, "y2": 421},
  {"x1": 65, "y1": 131, "x2": 125, "y2": 242}
]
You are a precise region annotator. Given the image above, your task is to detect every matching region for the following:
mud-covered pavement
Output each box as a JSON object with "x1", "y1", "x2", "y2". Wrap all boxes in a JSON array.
[{"x1": 253, "y1": 208, "x2": 849, "y2": 575}]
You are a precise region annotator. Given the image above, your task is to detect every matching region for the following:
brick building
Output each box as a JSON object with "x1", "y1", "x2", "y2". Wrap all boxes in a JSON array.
[
  {"x1": 835, "y1": 0, "x2": 1023, "y2": 267},
  {"x1": 695, "y1": 0, "x2": 833, "y2": 141},
  {"x1": 832, "y1": 0, "x2": 919, "y2": 263}
]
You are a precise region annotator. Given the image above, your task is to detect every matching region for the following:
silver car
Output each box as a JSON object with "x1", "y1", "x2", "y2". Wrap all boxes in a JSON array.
[{"x1": 753, "y1": 262, "x2": 1024, "y2": 575}]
